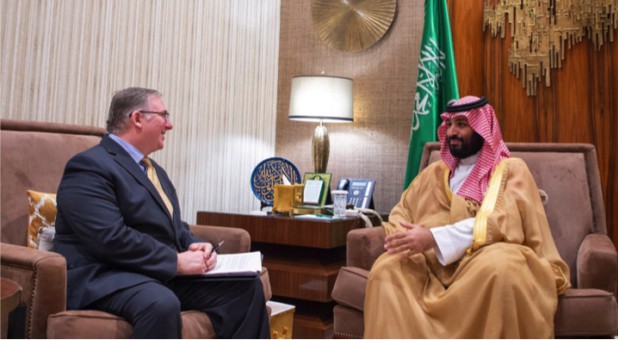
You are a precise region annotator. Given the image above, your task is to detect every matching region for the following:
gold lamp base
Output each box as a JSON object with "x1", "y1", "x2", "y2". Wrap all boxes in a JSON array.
[{"x1": 312, "y1": 123, "x2": 329, "y2": 173}]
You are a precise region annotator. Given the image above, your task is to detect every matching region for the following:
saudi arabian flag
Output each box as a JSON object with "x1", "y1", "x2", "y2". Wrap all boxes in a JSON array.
[{"x1": 403, "y1": 0, "x2": 459, "y2": 189}]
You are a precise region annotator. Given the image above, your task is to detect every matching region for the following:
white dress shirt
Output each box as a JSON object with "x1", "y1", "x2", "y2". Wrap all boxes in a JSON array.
[{"x1": 429, "y1": 153, "x2": 478, "y2": 265}]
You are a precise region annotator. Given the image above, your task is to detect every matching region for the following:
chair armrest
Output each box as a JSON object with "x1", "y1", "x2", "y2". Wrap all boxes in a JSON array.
[
  {"x1": 577, "y1": 234, "x2": 618, "y2": 293},
  {"x1": 346, "y1": 227, "x2": 386, "y2": 270},
  {"x1": 189, "y1": 224, "x2": 251, "y2": 254},
  {"x1": 0, "y1": 243, "x2": 67, "y2": 339}
]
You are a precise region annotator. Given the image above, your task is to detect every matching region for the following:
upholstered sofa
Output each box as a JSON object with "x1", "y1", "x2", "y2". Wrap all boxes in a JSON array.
[
  {"x1": 0, "y1": 119, "x2": 271, "y2": 338},
  {"x1": 331, "y1": 142, "x2": 618, "y2": 338}
]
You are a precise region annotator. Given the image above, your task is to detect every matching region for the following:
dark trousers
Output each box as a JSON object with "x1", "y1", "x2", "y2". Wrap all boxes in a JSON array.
[{"x1": 88, "y1": 277, "x2": 270, "y2": 339}]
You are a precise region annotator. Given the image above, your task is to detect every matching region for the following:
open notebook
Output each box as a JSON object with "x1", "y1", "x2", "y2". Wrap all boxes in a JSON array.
[{"x1": 178, "y1": 251, "x2": 262, "y2": 281}]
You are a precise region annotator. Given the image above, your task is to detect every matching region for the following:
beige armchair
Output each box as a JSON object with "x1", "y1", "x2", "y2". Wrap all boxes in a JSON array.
[
  {"x1": 332, "y1": 142, "x2": 618, "y2": 338},
  {"x1": 0, "y1": 119, "x2": 271, "y2": 338}
]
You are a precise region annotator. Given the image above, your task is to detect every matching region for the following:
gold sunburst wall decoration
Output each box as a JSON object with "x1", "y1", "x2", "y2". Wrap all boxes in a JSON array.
[
  {"x1": 311, "y1": 0, "x2": 397, "y2": 52},
  {"x1": 484, "y1": 0, "x2": 618, "y2": 96}
]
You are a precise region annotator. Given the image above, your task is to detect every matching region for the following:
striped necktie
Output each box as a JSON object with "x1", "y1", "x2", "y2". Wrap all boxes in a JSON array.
[{"x1": 142, "y1": 158, "x2": 174, "y2": 216}]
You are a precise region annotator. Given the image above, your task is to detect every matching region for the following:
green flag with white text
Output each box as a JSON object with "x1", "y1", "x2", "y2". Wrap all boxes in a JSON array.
[{"x1": 403, "y1": 0, "x2": 459, "y2": 189}]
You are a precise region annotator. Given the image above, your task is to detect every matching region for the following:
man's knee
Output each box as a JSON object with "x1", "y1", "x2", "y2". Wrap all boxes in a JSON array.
[
  {"x1": 252, "y1": 277, "x2": 265, "y2": 296},
  {"x1": 117, "y1": 283, "x2": 182, "y2": 338},
  {"x1": 145, "y1": 291, "x2": 181, "y2": 317},
  {"x1": 471, "y1": 244, "x2": 529, "y2": 279},
  {"x1": 127, "y1": 283, "x2": 181, "y2": 325}
]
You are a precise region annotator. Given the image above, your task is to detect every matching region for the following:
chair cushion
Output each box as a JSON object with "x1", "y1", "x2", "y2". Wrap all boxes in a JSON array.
[
  {"x1": 47, "y1": 310, "x2": 133, "y2": 338},
  {"x1": 331, "y1": 266, "x2": 369, "y2": 311},
  {"x1": 47, "y1": 309, "x2": 215, "y2": 338},
  {"x1": 26, "y1": 190, "x2": 57, "y2": 249},
  {"x1": 179, "y1": 310, "x2": 216, "y2": 338},
  {"x1": 554, "y1": 288, "x2": 618, "y2": 337}
]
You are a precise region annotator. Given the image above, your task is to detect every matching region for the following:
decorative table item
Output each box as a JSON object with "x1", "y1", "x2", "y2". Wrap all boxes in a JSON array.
[
  {"x1": 311, "y1": 0, "x2": 397, "y2": 52},
  {"x1": 251, "y1": 157, "x2": 301, "y2": 207}
]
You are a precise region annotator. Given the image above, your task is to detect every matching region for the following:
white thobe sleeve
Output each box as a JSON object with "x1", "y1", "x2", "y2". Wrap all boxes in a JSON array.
[{"x1": 430, "y1": 217, "x2": 475, "y2": 266}]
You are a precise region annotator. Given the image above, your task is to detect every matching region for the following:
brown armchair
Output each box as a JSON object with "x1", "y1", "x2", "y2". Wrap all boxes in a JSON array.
[
  {"x1": 331, "y1": 142, "x2": 618, "y2": 338},
  {"x1": 0, "y1": 119, "x2": 271, "y2": 338}
]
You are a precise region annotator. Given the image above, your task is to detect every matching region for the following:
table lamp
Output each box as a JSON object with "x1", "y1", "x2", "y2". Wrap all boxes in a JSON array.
[{"x1": 288, "y1": 75, "x2": 353, "y2": 173}]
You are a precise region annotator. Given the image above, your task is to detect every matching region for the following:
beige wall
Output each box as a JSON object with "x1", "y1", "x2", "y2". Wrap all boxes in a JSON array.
[
  {"x1": 276, "y1": 0, "x2": 424, "y2": 213},
  {"x1": 2, "y1": 0, "x2": 426, "y2": 218},
  {"x1": 1, "y1": 0, "x2": 281, "y2": 223}
]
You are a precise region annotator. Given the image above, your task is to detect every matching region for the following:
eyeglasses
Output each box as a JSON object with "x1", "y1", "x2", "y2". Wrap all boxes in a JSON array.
[{"x1": 139, "y1": 110, "x2": 171, "y2": 121}]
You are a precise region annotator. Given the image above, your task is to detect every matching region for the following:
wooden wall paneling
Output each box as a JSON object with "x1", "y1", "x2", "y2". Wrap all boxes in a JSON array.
[
  {"x1": 590, "y1": 43, "x2": 611, "y2": 169},
  {"x1": 597, "y1": 39, "x2": 617, "y2": 242},
  {"x1": 481, "y1": 26, "x2": 501, "y2": 113},
  {"x1": 452, "y1": 1, "x2": 617, "y2": 246},
  {"x1": 610, "y1": 40, "x2": 617, "y2": 243},
  {"x1": 488, "y1": 33, "x2": 539, "y2": 143},
  {"x1": 450, "y1": 0, "x2": 483, "y2": 97},
  {"x1": 553, "y1": 42, "x2": 594, "y2": 143},
  {"x1": 501, "y1": 74, "x2": 537, "y2": 142},
  {"x1": 535, "y1": 67, "x2": 557, "y2": 142}
]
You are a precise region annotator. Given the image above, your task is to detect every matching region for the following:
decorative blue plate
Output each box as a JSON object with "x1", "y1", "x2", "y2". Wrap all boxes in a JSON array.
[{"x1": 250, "y1": 157, "x2": 301, "y2": 206}]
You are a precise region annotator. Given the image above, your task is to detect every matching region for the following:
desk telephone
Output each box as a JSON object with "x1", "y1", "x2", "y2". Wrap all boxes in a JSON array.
[{"x1": 336, "y1": 178, "x2": 375, "y2": 209}]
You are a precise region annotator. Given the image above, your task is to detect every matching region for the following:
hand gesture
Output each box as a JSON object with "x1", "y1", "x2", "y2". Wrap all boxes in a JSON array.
[
  {"x1": 177, "y1": 242, "x2": 218, "y2": 275},
  {"x1": 384, "y1": 221, "x2": 436, "y2": 260},
  {"x1": 177, "y1": 250, "x2": 208, "y2": 275}
]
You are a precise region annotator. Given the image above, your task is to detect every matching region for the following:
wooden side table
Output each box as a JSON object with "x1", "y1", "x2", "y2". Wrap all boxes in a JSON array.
[
  {"x1": 196, "y1": 211, "x2": 370, "y2": 339},
  {"x1": 1, "y1": 278, "x2": 23, "y2": 339}
]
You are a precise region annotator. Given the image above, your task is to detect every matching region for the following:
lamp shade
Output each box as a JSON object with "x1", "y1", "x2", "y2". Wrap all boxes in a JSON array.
[{"x1": 288, "y1": 76, "x2": 353, "y2": 123}]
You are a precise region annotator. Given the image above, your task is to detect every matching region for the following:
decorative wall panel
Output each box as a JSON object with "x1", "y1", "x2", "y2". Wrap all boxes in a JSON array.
[{"x1": 484, "y1": 0, "x2": 618, "y2": 95}]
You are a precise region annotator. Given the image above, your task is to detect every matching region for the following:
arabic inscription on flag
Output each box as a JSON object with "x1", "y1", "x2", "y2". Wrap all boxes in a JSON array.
[{"x1": 412, "y1": 37, "x2": 446, "y2": 132}]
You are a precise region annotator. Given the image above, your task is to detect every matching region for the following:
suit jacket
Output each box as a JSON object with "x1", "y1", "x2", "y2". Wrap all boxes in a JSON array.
[{"x1": 54, "y1": 135, "x2": 202, "y2": 309}]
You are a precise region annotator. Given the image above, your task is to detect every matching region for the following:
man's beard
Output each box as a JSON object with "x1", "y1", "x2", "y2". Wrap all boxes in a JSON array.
[{"x1": 448, "y1": 131, "x2": 484, "y2": 159}]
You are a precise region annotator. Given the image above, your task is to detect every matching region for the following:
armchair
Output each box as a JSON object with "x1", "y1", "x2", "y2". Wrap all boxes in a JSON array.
[
  {"x1": 0, "y1": 119, "x2": 271, "y2": 338},
  {"x1": 331, "y1": 142, "x2": 618, "y2": 338}
]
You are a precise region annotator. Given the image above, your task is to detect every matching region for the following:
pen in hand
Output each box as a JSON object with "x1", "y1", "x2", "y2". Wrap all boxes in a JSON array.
[{"x1": 208, "y1": 240, "x2": 224, "y2": 258}]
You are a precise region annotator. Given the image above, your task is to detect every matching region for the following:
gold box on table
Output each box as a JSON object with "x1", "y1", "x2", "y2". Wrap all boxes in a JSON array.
[{"x1": 267, "y1": 301, "x2": 295, "y2": 339}]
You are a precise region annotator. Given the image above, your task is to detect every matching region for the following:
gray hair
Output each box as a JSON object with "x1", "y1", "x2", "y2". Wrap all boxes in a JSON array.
[{"x1": 105, "y1": 87, "x2": 161, "y2": 133}]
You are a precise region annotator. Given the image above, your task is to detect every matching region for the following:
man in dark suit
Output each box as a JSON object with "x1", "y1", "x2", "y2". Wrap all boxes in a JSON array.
[{"x1": 53, "y1": 87, "x2": 270, "y2": 338}]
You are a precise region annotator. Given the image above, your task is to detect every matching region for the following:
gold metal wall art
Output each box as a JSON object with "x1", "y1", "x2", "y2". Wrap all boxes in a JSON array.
[
  {"x1": 484, "y1": 0, "x2": 618, "y2": 96},
  {"x1": 311, "y1": 0, "x2": 397, "y2": 52}
]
